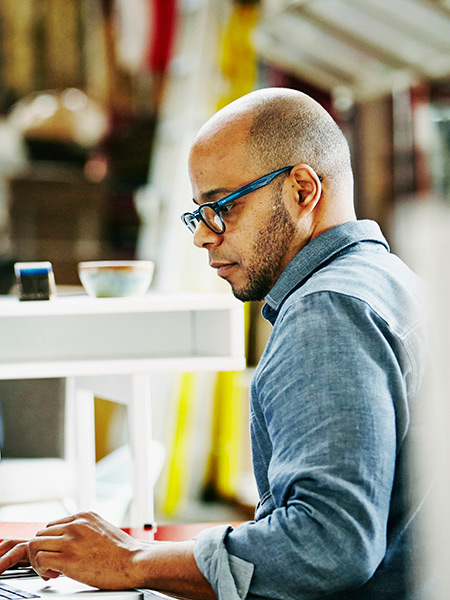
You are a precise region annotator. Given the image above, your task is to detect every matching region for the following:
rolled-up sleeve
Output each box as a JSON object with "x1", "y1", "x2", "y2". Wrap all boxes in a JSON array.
[{"x1": 194, "y1": 524, "x2": 254, "y2": 600}]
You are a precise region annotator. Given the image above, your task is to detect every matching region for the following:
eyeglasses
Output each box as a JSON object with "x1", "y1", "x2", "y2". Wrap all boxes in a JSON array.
[{"x1": 181, "y1": 166, "x2": 294, "y2": 234}]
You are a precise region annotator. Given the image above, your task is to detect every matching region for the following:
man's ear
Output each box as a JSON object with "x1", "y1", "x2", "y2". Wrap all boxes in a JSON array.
[{"x1": 287, "y1": 163, "x2": 322, "y2": 214}]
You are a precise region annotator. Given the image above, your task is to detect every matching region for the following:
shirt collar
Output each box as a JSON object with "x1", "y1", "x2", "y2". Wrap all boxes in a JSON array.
[{"x1": 262, "y1": 220, "x2": 389, "y2": 324}]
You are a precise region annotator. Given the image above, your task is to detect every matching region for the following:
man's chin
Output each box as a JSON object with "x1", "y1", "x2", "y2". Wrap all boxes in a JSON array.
[
  {"x1": 231, "y1": 289, "x2": 247, "y2": 303},
  {"x1": 221, "y1": 269, "x2": 273, "y2": 302},
  {"x1": 230, "y1": 283, "x2": 267, "y2": 303},
  {"x1": 226, "y1": 279, "x2": 247, "y2": 302}
]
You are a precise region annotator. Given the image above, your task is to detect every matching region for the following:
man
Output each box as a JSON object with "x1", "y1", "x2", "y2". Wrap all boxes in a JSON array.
[{"x1": 0, "y1": 88, "x2": 428, "y2": 599}]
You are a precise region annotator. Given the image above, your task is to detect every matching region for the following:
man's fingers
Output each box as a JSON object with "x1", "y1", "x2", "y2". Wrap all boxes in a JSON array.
[
  {"x1": 35, "y1": 525, "x2": 69, "y2": 538},
  {"x1": 0, "y1": 541, "x2": 29, "y2": 572},
  {"x1": 29, "y1": 537, "x2": 64, "y2": 555},
  {"x1": 35, "y1": 515, "x2": 77, "y2": 537},
  {"x1": 0, "y1": 539, "x2": 24, "y2": 552},
  {"x1": 31, "y1": 550, "x2": 63, "y2": 579},
  {"x1": 28, "y1": 536, "x2": 70, "y2": 580},
  {"x1": 41, "y1": 570, "x2": 61, "y2": 580},
  {"x1": 43, "y1": 514, "x2": 78, "y2": 529},
  {"x1": 36, "y1": 511, "x2": 101, "y2": 538}
]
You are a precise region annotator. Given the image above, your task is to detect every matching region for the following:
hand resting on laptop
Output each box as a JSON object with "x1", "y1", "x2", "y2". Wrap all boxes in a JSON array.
[{"x1": 0, "y1": 511, "x2": 214, "y2": 599}]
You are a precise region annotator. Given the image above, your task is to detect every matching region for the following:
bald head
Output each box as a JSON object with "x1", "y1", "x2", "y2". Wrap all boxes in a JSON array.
[{"x1": 190, "y1": 88, "x2": 354, "y2": 198}]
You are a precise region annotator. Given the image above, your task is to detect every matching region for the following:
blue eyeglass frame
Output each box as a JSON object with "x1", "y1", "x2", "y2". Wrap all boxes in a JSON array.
[{"x1": 181, "y1": 165, "x2": 294, "y2": 234}]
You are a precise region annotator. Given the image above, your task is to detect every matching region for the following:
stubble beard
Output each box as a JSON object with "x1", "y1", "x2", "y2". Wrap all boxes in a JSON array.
[{"x1": 231, "y1": 190, "x2": 297, "y2": 302}]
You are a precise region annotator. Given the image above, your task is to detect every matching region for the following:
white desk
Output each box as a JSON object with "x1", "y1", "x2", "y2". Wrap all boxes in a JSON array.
[{"x1": 0, "y1": 293, "x2": 245, "y2": 526}]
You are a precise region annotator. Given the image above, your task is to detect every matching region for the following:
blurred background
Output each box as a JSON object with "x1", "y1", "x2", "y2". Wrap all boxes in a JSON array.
[{"x1": 0, "y1": 0, "x2": 450, "y2": 595}]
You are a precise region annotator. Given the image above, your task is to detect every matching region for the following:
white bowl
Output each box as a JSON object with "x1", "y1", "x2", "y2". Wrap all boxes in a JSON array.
[{"x1": 78, "y1": 261, "x2": 154, "y2": 298}]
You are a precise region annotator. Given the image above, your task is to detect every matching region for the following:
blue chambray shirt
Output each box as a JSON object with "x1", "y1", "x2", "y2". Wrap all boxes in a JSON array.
[{"x1": 194, "y1": 220, "x2": 428, "y2": 600}]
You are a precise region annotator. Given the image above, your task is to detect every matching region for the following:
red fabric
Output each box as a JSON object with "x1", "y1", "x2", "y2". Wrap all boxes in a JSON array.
[{"x1": 147, "y1": 0, "x2": 178, "y2": 74}]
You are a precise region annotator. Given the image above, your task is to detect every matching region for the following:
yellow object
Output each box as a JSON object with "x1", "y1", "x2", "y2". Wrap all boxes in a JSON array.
[
  {"x1": 216, "y1": 3, "x2": 260, "y2": 110},
  {"x1": 94, "y1": 397, "x2": 126, "y2": 463},
  {"x1": 205, "y1": 370, "x2": 246, "y2": 499},
  {"x1": 160, "y1": 372, "x2": 197, "y2": 516},
  {"x1": 204, "y1": 304, "x2": 251, "y2": 500}
]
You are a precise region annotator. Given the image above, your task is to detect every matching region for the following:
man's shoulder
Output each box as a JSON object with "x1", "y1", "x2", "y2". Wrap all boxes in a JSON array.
[{"x1": 280, "y1": 247, "x2": 426, "y2": 335}]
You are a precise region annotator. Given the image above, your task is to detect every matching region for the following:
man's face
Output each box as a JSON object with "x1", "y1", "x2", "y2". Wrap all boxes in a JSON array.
[{"x1": 188, "y1": 133, "x2": 298, "y2": 302}]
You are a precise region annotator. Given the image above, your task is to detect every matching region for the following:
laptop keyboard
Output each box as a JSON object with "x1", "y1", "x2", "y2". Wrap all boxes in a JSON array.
[{"x1": 0, "y1": 583, "x2": 39, "y2": 600}]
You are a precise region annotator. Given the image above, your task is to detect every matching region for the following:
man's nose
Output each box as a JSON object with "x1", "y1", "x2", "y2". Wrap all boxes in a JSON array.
[{"x1": 193, "y1": 221, "x2": 223, "y2": 248}]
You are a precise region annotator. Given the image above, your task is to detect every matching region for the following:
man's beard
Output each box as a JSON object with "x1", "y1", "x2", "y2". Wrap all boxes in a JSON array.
[{"x1": 231, "y1": 190, "x2": 296, "y2": 302}]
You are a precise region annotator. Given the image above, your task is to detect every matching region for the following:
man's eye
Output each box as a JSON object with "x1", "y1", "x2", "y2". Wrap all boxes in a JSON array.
[{"x1": 221, "y1": 203, "x2": 234, "y2": 214}]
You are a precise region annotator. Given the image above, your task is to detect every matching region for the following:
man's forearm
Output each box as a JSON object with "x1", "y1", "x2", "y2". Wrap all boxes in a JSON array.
[{"x1": 133, "y1": 540, "x2": 216, "y2": 600}]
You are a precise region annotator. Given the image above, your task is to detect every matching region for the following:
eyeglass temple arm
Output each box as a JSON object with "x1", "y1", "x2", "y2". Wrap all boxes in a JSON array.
[{"x1": 215, "y1": 166, "x2": 293, "y2": 209}]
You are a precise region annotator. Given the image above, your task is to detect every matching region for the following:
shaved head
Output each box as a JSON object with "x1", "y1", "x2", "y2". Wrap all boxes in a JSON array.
[{"x1": 190, "y1": 87, "x2": 353, "y2": 197}]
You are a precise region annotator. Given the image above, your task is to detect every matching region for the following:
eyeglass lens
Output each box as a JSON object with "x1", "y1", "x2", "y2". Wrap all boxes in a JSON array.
[
  {"x1": 181, "y1": 214, "x2": 196, "y2": 233},
  {"x1": 199, "y1": 205, "x2": 224, "y2": 233}
]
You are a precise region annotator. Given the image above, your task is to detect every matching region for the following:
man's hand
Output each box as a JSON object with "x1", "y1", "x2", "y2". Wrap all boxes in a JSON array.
[
  {"x1": 11, "y1": 511, "x2": 214, "y2": 599},
  {"x1": 0, "y1": 538, "x2": 30, "y2": 573},
  {"x1": 28, "y1": 512, "x2": 146, "y2": 589}
]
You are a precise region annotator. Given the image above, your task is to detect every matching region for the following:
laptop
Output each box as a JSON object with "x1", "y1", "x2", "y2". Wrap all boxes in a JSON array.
[{"x1": 0, "y1": 570, "x2": 174, "y2": 600}]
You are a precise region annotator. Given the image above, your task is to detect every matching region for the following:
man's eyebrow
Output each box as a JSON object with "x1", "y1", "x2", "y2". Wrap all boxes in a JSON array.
[{"x1": 193, "y1": 187, "x2": 233, "y2": 206}]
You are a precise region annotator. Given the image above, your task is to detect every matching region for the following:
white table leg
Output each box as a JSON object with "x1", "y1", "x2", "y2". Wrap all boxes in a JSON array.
[
  {"x1": 66, "y1": 377, "x2": 97, "y2": 513},
  {"x1": 127, "y1": 373, "x2": 154, "y2": 528},
  {"x1": 68, "y1": 373, "x2": 155, "y2": 529}
]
